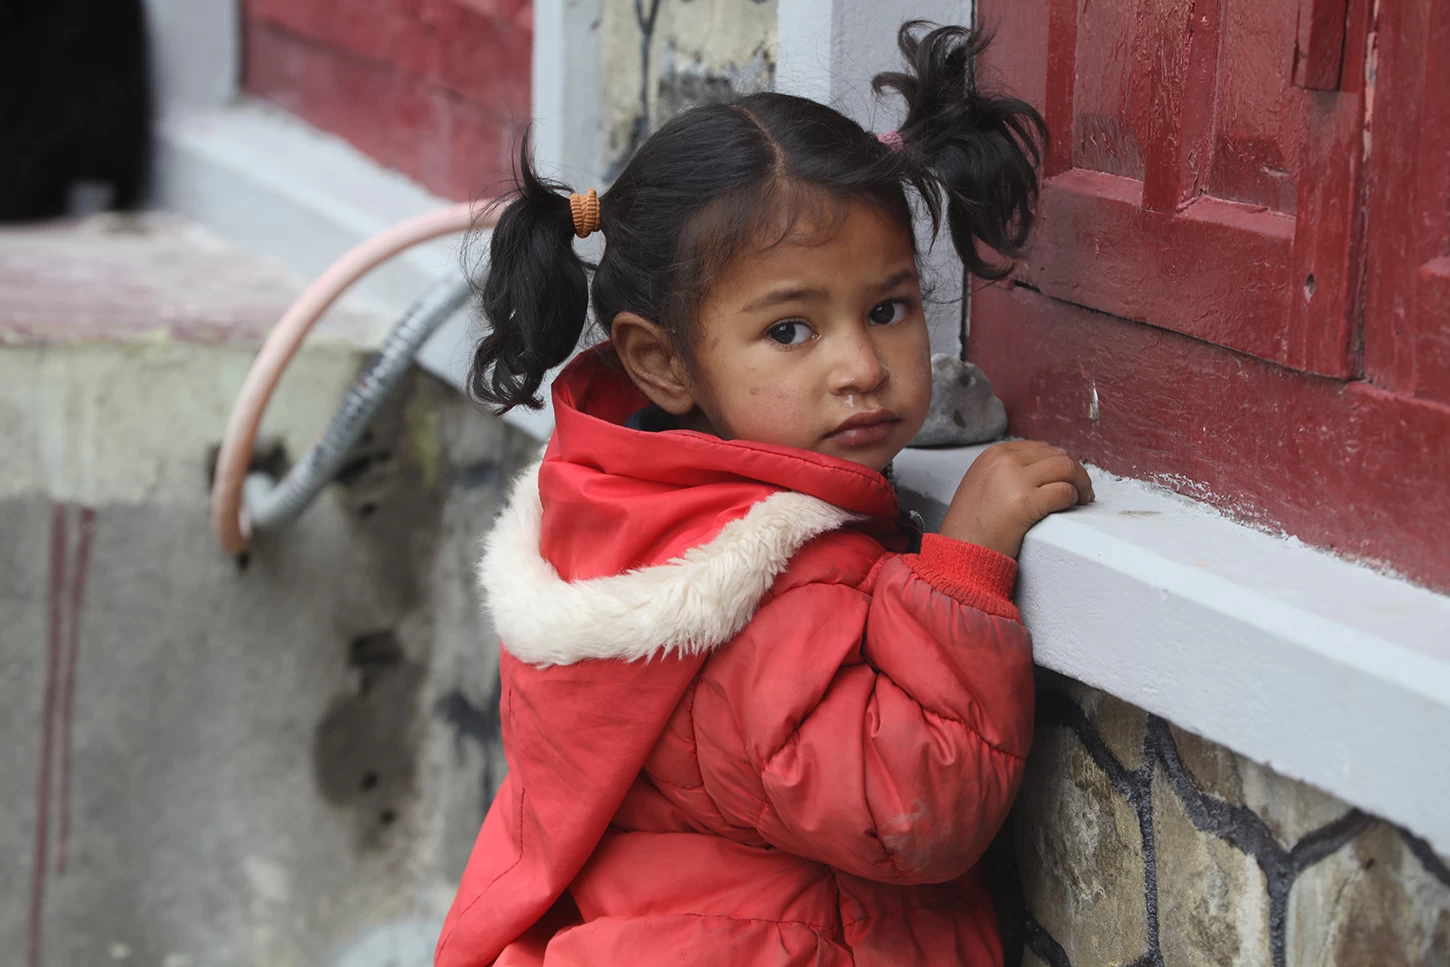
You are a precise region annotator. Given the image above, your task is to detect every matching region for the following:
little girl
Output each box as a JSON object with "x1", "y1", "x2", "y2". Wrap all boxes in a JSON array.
[{"x1": 437, "y1": 21, "x2": 1093, "y2": 967}]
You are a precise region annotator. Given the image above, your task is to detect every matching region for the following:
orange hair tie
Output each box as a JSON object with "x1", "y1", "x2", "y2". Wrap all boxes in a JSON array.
[{"x1": 570, "y1": 189, "x2": 600, "y2": 238}]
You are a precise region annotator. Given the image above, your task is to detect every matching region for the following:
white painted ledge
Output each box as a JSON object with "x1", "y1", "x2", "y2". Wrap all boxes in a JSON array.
[
  {"x1": 893, "y1": 446, "x2": 1450, "y2": 855},
  {"x1": 152, "y1": 101, "x2": 555, "y2": 441}
]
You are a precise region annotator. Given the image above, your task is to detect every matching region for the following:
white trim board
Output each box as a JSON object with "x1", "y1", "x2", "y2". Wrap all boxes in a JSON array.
[
  {"x1": 153, "y1": 102, "x2": 555, "y2": 441},
  {"x1": 893, "y1": 446, "x2": 1450, "y2": 855}
]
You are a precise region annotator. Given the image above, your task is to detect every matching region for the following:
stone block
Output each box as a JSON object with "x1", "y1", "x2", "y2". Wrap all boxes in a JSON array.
[
  {"x1": 1234, "y1": 750, "x2": 1360, "y2": 851},
  {"x1": 1168, "y1": 723, "x2": 1246, "y2": 807},
  {"x1": 1063, "y1": 674, "x2": 1148, "y2": 773},
  {"x1": 909, "y1": 355, "x2": 1010, "y2": 448},
  {"x1": 1015, "y1": 714, "x2": 1148, "y2": 963},
  {"x1": 1289, "y1": 823, "x2": 1450, "y2": 967},
  {"x1": 1152, "y1": 770, "x2": 1272, "y2": 967}
]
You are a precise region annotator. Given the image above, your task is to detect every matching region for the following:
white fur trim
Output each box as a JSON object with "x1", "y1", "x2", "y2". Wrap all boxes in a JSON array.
[{"x1": 478, "y1": 462, "x2": 859, "y2": 667}]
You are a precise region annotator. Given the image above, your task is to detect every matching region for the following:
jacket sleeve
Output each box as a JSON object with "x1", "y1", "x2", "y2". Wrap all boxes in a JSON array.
[{"x1": 689, "y1": 534, "x2": 1034, "y2": 885}]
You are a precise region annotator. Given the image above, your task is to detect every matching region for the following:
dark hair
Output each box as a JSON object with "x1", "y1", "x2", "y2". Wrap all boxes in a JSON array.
[{"x1": 470, "y1": 20, "x2": 1046, "y2": 412}]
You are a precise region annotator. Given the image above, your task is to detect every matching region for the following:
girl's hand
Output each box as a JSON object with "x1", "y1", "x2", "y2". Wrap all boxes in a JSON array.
[{"x1": 939, "y1": 441, "x2": 1095, "y2": 559}]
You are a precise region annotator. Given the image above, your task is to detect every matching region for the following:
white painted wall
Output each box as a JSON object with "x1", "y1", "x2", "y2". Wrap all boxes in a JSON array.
[
  {"x1": 143, "y1": 0, "x2": 239, "y2": 115},
  {"x1": 521, "y1": 0, "x2": 611, "y2": 431},
  {"x1": 777, "y1": 0, "x2": 975, "y2": 358},
  {"x1": 531, "y1": 0, "x2": 608, "y2": 184}
]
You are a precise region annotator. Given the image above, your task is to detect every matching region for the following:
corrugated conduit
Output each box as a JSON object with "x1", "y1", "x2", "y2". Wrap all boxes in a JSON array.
[{"x1": 211, "y1": 201, "x2": 497, "y2": 556}]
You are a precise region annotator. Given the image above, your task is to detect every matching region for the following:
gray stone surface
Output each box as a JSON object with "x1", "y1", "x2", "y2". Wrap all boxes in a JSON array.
[
  {"x1": 909, "y1": 354, "x2": 1009, "y2": 448},
  {"x1": 1289, "y1": 823, "x2": 1450, "y2": 967},
  {"x1": 1075, "y1": 683, "x2": 1148, "y2": 774},
  {"x1": 1153, "y1": 771, "x2": 1272, "y2": 967},
  {"x1": 1014, "y1": 704, "x2": 1149, "y2": 964}
]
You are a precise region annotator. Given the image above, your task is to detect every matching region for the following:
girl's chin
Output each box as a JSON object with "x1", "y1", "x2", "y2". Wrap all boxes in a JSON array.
[{"x1": 821, "y1": 440, "x2": 905, "y2": 474}]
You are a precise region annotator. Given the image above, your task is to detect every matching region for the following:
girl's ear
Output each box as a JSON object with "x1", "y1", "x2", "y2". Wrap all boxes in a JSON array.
[{"x1": 612, "y1": 312, "x2": 698, "y2": 415}]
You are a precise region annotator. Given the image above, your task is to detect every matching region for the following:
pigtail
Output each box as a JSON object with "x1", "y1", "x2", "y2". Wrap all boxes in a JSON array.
[
  {"x1": 872, "y1": 21, "x2": 1048, "y2": 280},
  {"x1": 469, "y1": 129, "x2": 591, "y2": 412}
]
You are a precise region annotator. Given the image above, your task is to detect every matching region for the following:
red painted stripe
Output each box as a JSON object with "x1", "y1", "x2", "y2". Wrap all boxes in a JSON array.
[
  {"x1": 55, "y1": 507, "x2": 96, "y2": 875},
  {"x1": 28, "y1": 505, "x2": 67, "y2": 967}
]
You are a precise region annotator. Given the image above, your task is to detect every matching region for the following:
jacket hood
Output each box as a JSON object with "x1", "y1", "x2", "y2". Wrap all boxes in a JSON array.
[
  {"x1": 539, "y1": 346, "x2": 899, "y2": 572},
  {"x1": 483, "y1": 346, "x2": 901, "y2": 667}
]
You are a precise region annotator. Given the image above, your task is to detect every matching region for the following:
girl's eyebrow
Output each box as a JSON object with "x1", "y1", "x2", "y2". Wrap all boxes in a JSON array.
[
  {"x1": 740, "y1": 285, "x2": 829, "y2": 312},
  {"x1": 740, "y1": 270, "x2": 919, "y2": 313},
  {"x1": 875, "y1": 269, "x2": 919, "y2": 292}
]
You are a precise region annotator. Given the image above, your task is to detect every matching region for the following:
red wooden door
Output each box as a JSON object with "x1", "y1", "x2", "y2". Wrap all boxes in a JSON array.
[
  {"x1": 1363, "y1": 0, "x2": 1450, "y2": 406},
  {"x1": 969, "y1": 0, "x2": 1450, "y2": 592},
  {"x1": 983, "y1": 0, "x2": 1372, "y2": 377}
]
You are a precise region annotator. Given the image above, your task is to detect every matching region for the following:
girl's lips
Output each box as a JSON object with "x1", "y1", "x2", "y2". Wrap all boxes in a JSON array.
[{"x1": 827, "y1": 416, "x2": 900, "y2": 447}]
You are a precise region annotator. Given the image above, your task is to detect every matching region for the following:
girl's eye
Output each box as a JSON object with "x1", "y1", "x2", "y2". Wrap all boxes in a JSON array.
[
  {"x1": 868, "y1": 300, "x2": 909, "y2": 326},
  {"x1": 766, "y1": 321, "x2": 812, "y2": 345}
]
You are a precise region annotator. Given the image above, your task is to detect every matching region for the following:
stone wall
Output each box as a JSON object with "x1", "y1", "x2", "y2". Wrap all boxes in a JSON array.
[{"x1": 1011, "y1": 672, "x2": 1450, "y2": 967}]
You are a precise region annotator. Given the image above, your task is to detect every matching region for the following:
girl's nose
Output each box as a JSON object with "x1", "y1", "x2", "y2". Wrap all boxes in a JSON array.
[{"x1": 830, "y1": 329, "x2": 890, "y2": 396}]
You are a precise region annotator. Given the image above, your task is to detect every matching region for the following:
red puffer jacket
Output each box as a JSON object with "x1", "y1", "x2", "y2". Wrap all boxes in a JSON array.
[{"x1": 436, "y1": 348, "x2": 1034, "y2": 967}]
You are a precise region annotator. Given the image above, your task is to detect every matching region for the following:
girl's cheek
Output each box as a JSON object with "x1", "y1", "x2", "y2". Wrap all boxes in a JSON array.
[
  {"x1": 895, "y1": 351, "x2": 934, "y2": 413},
  {"x1": 739, "y1": 387, "x2": 809, "y2": 438}
]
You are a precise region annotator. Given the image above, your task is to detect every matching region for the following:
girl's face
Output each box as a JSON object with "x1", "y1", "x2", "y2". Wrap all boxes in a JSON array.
[{"x1": 685, "y1": 202, "x2": 933, "y2": 472}]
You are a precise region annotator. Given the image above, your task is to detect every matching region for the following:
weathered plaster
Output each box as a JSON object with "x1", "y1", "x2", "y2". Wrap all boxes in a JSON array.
[{"x1": 601, "y1": 0, "x2": 778, "y2": 171}]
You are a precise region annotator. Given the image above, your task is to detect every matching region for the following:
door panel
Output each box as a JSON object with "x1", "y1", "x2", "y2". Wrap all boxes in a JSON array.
[
  {"x1": 981, "y1": 0, "x2": 1371, "y2": 377},
  {"x1": 968, "y1": 0, "x2": 1450, "y2": 592},
  {"x1": 1363, "y1": 0, "x2": 1450, "y2": 405},
  {"x1": 1210, "y1": 0, "x2": 1307, "y2": 211}
]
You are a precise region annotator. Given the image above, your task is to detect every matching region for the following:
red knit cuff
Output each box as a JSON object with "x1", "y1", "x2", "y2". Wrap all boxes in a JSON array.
[{"x1": 905, "y1": 534, "x2": 1021, "y2": 621}]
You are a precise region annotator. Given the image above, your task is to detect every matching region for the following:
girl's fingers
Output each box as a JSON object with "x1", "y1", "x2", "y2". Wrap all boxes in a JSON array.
[
  {"x1": 1024, "y1": 453, "x2": 1095, "y2": 505},
  {"x1": 1015, "y1": 443, "x2": 1069, "y2": 462},
  {"x1": 1072, "y1": 462, "x2": 1096, "y2": 504},
  {"x1": 1031, "y1": 481, "x2": 1081, "y2": 517},
  {"x1": 1023, "y1": 452, "x2": 1080, "y2": 485}
]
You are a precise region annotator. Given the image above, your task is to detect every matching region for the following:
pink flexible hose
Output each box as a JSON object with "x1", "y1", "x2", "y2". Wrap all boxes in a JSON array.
[{"x1": 211, "y1": 201, "x2": 497, "y2": 556}]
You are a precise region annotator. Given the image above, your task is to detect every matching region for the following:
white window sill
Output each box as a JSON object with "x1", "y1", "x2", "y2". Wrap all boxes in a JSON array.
[{"x1": 892, "y1": 445, "x2": 1450, "y2": 855}]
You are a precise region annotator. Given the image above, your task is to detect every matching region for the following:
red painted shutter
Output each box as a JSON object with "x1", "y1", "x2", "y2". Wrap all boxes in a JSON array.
[
  {"x1": 1362, "y1": 0, "x2": 1450, "y2": 406},
  {"x1": 982, "y1": 0, "x2": 1372, "y2": 377},
  {"x1": 969, "y1": 0, "x2": 1450, "y2": 591}
]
